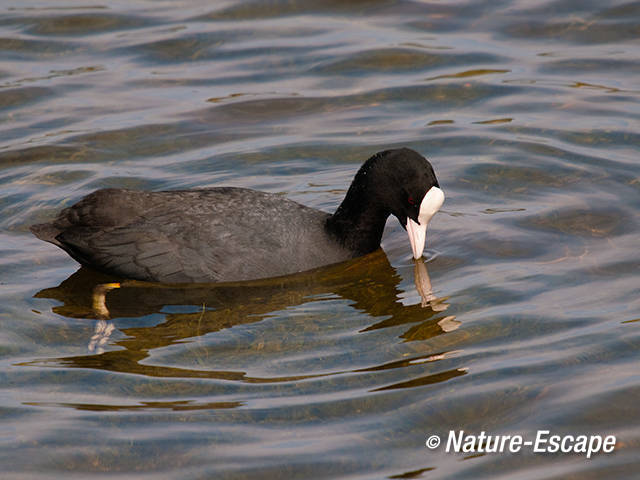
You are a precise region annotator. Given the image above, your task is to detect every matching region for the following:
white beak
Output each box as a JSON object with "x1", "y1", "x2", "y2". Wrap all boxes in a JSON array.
[{"x1": 406, "y1": 186, "x2": 445, "y2": 259}]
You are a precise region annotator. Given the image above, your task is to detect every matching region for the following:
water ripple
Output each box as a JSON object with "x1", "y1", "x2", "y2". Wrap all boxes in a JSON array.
[{"x1": 1, "y1": 0, "x2": 639, "y2": 478}]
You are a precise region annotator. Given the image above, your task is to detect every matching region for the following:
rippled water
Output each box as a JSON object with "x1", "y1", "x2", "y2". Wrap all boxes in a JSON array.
[{"x1": 1, "y1": 1, "x2": 639, "y2": 478}]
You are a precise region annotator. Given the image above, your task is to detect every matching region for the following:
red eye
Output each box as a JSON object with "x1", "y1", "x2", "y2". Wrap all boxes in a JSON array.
[{"x1": 408, "y1": 196, "x2": 416, "y2": 205}]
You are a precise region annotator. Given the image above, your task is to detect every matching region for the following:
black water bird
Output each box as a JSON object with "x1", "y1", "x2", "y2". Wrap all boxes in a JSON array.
[{"x1": 31, "y1": 148, "x2": 444, "y2": 283}]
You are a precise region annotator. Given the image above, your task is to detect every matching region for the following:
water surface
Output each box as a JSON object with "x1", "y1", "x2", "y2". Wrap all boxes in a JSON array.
[{"x1": 1, "y1": 1, "x2": 639, "y2": 479}]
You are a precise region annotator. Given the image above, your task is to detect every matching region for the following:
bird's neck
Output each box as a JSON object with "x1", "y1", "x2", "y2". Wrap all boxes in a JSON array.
[{"x1": 325, "y1": 187, "x2": 390, "y2": 256}]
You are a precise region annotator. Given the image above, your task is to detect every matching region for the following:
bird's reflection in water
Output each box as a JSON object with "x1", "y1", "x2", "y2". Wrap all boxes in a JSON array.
[{"x1": 33, "y1": 250, "x2": 459, "y2": 384}]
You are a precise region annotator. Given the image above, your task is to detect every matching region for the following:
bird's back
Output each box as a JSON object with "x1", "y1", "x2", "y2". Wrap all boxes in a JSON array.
[{"x1": 31, "y1": 187, "x2": 352, "y2": 283}]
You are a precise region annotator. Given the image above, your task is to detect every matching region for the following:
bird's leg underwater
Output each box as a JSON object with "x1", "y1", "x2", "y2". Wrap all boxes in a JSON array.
[{"x1": 88, "y1": 282, "x2": 121, "y2": 353}]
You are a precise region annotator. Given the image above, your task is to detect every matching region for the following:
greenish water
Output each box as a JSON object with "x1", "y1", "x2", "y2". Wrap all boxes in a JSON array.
[{"x1": 1, "y1": 1, "x2": 639, "y2": 479}]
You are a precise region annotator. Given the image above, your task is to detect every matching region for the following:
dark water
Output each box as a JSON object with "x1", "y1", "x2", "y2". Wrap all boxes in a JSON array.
[{"x1": 1, "y1": 1, "x2": 639, "y2": 478}]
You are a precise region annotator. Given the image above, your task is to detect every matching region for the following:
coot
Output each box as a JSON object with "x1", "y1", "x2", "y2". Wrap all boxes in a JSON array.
[{"x1": 31, "y1": 148, "x2": 444, "y2": 283}]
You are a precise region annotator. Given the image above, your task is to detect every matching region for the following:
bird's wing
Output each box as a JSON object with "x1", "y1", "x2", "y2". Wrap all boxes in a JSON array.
[{"x1": 56, "y1": 223, "x2": 197, "y2": 282}]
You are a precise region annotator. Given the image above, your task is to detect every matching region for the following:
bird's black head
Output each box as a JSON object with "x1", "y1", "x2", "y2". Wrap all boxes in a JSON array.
[
  {"x1": 327, "y1": 148, "x2": 444, "y2": 258},
  {"x1": 356, "y1": 148, "x2": 441, "y2": 226}
]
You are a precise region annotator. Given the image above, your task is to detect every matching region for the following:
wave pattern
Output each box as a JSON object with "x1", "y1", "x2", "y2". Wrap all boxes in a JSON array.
[{"x1": 1, "y1": 1, "x2": 639, "y2": 478}]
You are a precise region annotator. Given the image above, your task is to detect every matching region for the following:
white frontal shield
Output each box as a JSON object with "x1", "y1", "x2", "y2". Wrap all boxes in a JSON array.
[{"x1": 406, "y1": 186, "x2": 444, "y2": 259}]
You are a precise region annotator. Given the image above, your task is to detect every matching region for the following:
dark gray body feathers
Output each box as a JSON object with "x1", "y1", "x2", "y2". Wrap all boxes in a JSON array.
[{"x1": 32, "y1": 187, "x2": 352, "y2": 283}]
